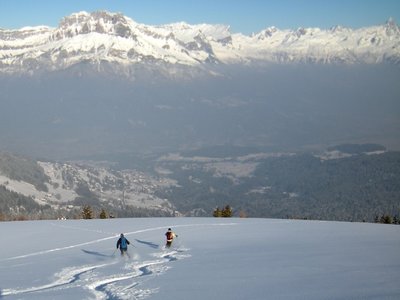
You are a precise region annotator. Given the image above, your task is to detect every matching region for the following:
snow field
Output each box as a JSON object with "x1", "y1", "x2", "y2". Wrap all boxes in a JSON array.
[{"x1": 0, "y1": 218, "x2": 399, "y2": 299}]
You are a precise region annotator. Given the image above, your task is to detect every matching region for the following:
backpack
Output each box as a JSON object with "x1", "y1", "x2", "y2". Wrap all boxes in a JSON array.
[
  {"x1": 120, "y1": 237, "x2": 127, "y2": 248},
  {"x1": 166, "y1": 231, "x2": 173, "y2": 241}
]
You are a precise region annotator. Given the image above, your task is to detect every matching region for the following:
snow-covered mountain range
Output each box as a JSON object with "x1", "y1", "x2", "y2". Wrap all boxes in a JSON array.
[{"x1": 0, "y1": 11, "x2": 399, "y2": 74}]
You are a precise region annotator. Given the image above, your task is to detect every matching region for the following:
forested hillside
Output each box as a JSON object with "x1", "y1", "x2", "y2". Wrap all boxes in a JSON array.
[
  {"x1": 1, "y1": 146, "x2": 400, "y2": 222},
  {"x1": 156, "y1": 146, "x2": 400, "y2": 222},
  {"x1": 0, "y1": 153, "x2": 49, "y2": 191}
]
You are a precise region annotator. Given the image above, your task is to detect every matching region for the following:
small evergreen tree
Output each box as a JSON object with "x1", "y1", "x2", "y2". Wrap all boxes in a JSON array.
[
  {"x1": 99, "y1": 208, "x2": 107, "y2": 219},
  {"x1": 213, "y1": 207, "x2": 222, "y2": 217},
  {"x1": 222, "y1": 205, "x2": 233, "y2": 217},
  {"x1": 82, "y1": 205, "x2": 93, "y2": 219},
  {"x1": 384, "y1": 215, "x2": 393, "y2": 224}
]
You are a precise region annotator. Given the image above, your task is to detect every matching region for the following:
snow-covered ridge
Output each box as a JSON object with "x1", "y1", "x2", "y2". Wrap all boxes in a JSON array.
[{"x1": 0, "y1": 11, "x2": 399, "y2": 74}]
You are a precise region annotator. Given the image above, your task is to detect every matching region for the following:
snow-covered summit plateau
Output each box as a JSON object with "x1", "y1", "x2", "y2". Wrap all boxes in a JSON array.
[{"x1": 0, "y1": 11, "x2": 399, "y2": 74}]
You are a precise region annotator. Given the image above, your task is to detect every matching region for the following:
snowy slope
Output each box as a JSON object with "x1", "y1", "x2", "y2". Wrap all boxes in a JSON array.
[
  {"x1": 0, "y1": 218, "x2": 399, "y2": 299},
  {"x1": 0, "y1": 11, "x2": 399, "y2": 74}
]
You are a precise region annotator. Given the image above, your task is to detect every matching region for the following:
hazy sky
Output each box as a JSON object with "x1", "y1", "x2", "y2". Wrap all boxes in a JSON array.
[{"x1": 0, "y1": 0, "x2": 399, "y2": 34}]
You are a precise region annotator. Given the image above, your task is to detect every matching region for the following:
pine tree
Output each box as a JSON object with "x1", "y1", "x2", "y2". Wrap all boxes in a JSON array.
[
  {"x1": 99, "y1": 208, "x2": 107, "y2": 219},
  {"x1": 82, "y1": 205, "x2": 93, "y2": 219},
  {"x1": 213, "y1": 207, "x2": 222, "y2": 217},
  {"x1": 222, "y1": 205, "x2": 233, "y2": 217},
  {"x1": 383, "y1": 215, "x2": 392, "y2": 224}
]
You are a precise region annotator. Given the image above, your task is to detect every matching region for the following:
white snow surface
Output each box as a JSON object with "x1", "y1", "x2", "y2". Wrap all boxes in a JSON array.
[{"x1": 0, "y1": 218, "x2": 399, "y2": 299}]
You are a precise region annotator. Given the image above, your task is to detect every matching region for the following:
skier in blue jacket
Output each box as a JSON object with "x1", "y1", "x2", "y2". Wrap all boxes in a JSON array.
[{"x1": 116, "y1": 233, "x2": 130, "y2": 255}]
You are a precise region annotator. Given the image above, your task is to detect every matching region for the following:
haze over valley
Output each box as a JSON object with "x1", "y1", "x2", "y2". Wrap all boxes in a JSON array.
[{"x1": 0, "y1": 11, "x2": 399, "y2": 221}]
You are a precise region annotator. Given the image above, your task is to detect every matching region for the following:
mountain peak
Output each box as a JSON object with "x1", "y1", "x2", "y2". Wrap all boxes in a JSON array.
[
  {"x1": 0, "y1": 11, "x2": 399, "y2": 76},
  {"x1": 59, "y1": 10, "x2": 134, "y2": 25},
  {"x1": 57, "y1": 10, "x2": 136, "y2": 38},
  {"x1": 386, "y1": 17, "x2": 397, "y2": 27},
  {"x1": 384, "y1": 17, "x2": 399, "y2": 36}
]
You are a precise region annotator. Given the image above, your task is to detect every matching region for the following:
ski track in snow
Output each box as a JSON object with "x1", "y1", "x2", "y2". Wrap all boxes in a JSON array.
[
  {"x1": 1, "y1": 222, "x2": 231, "y2": 299},
  {"x1": 2, "y1": 249, "x2": 190, "y2": 299},
  {"x1": 1, "y1": 222, "x2": 236, "y2": 262},
  {"x1": 1, "y1": 262, "x2": 113, "y2": 296},
  {"x1": 88, "y1": 252, "x2": 184, "y2": 300}
]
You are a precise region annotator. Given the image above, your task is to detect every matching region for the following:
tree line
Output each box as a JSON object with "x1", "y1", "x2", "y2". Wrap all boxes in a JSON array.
[
  {"x1": 213, "y1": 205, "x2": 233, "y2": 217},
  {"x1": 374, "y1": 214, "x2": 400, "y2": 225}
]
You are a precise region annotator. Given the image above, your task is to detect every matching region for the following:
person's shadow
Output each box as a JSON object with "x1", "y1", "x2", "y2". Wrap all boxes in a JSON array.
[
  {"x1": 81, "y1": 249, "x2": 114, "y2": 257},
  {"x1": 135, "y1": 239, "x2": 159, "y2": 249}
]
